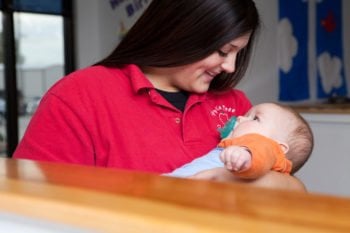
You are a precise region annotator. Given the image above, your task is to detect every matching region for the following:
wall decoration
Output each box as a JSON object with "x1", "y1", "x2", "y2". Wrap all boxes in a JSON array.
[
  {"x1": 109, "y1": 0, "x2": 150, "y2": 17},
  {"x1": 278, "y1": 0, "x2": 347, "y2": 102},
  {"x1": 316, "y1": 0, "x2": 347, "y2": 99},
  {"x1": 278, "y1": 0, "x2": 309, "y2": 101},
  {"x1": 109, "y1": 0, "x2": 151, "y2": 41}
]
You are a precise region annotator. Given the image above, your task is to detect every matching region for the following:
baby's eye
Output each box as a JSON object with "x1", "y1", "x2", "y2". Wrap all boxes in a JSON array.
[
  {"x1": 253, "y1": 116, "x2": 259, "y2": 121},
  {"x1": 217, "y1": 50, "x2": 228, "y2": 57}
]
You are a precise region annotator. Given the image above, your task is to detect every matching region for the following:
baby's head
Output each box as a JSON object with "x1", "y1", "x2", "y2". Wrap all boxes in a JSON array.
[
  {"x1": 277, "y1": 104, "x2": 314, "y2": 174},
  {"x1": 231, "y1": 103, "x2": 313, "y2": 174}
]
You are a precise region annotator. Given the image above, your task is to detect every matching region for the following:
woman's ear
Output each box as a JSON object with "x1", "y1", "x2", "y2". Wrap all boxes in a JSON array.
[{"x1": 278, "y1": 141, "x2": 289, "y2": 154}]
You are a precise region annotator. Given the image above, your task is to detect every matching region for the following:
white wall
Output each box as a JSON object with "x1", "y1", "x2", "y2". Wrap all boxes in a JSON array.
[
  {"x1": 74, "y1": 0, "x2": 350, "y2": 197},
  {"x1": 238, "y1": 0, "x2": 280, "y2": 103},
  {"x1": 74, "y1": 0, "x2": 102, "y2": 68},
  {"x1": 74, "y1": 0, "x2": 151, "y2": 68},
  {"x1": 295, "y1": 114, "x2": 350, "y2": 197}
]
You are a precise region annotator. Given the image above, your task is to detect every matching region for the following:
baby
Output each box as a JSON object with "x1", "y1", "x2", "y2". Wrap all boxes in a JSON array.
[{"x1": 166, "y1": 103, "x2": 314, "y2": 179}]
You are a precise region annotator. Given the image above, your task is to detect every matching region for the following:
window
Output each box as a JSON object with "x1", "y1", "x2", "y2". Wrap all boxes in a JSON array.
[
  {"x1": 0, "y1": 11, "x2": 5, "y2": 154},
  {"x1": 15, "y1": 12, "x2": 65, "y2": 139},
  {"x1": 0, "y1": 0, "x2": 74, "y2": 157}
]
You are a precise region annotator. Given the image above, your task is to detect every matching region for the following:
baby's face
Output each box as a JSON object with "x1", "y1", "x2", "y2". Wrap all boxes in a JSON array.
[{"x1": 230, "y1": 103, "x2": 295, "y2": 142}]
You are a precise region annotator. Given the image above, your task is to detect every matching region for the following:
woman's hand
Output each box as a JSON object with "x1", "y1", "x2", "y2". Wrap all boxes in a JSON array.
[{"x1": 189, "y1": 167, "x2": 306, "y2": 192}]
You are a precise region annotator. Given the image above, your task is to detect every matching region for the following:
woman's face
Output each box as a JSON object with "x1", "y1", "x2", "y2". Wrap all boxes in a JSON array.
[{"x1": 143, "y1": 34, "x2": 251, "y2": 93}]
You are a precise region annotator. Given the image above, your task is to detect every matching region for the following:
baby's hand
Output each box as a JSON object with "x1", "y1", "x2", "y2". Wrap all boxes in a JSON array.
[{"x1": 219, "y1": 146, "x2": 252, "y2": 172}]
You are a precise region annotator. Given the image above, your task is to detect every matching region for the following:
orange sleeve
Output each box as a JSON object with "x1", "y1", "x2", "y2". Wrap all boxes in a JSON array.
[{"x1": 218, "y1": 133, "x2": 292, "y2": 179}]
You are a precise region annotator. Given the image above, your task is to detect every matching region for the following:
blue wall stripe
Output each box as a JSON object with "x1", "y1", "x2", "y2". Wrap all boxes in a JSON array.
[
  {"x1": 278, "y1": 0, "x2": 309, "y2": 101},
  {"x1": 316, "y1": 0, "x2": 347, "y2": 98}
]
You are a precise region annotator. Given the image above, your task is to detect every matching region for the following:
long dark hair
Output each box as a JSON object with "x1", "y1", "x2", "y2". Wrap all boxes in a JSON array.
[{"x1": 97, "y1": 0, "x2": 260, "y2": 92}]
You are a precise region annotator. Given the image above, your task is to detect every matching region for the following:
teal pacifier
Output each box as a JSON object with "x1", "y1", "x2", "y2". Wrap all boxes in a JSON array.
[{"x1": 218, "y1": 116, "x2": 237, "y2": 139}]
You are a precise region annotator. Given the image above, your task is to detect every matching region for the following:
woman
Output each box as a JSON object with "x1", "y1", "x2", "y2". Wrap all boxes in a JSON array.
[{"x1": 13, "y1": 0, "x2": 305, "y2": 190}]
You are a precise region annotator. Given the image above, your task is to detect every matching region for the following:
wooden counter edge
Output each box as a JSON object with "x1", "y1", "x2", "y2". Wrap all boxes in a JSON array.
[{"x1": 1, "y1": 158, "x2": 350, "y2": 232}]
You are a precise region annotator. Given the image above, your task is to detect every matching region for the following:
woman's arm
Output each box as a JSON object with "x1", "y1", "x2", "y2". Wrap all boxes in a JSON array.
[{"x1": 190, "y1": 168, "x2": 306, "y2": 192}]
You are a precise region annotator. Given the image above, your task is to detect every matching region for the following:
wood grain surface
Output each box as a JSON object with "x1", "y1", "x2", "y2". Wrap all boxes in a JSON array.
[{"x1": 0, "y1": 158, "x2": 349, "y2": 232}]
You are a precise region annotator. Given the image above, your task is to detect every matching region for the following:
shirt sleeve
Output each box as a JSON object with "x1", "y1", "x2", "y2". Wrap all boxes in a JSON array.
[
  {"x1": 13, "y1": 91, "x2": 95, "y2": 165},
  {"x1": 218, "y1": 133, "x2": 292, "y2": 179}
]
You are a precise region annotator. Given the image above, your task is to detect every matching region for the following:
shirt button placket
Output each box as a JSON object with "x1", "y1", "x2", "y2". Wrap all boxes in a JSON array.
[{"x1": 175, "y1": 117, "x2": 181, "y2": 124}]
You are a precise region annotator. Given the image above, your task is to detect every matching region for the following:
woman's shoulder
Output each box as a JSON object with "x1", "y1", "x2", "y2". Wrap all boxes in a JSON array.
[
  {"x1": 45, "y1": 64, "x2": 148, "y2": 100},
  {"x1": 42, "y1": 66, "x2": 125, "y2": 101},
  {"x1": 49, "y1": 64, "x2": 140, "y2": 89},
  {"x1": 68, "y1": 64, "x2": 139, "y2": 80}
]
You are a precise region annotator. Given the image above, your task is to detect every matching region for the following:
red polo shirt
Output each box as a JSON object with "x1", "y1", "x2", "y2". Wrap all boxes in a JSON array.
[{"x1": 13, "y1": 65, "x2": 252, "y2": 173}]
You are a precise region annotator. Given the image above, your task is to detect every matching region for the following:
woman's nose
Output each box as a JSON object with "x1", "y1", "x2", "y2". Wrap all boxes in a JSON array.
[{"x1": 220, "y1": 54, "x2": 236, "y2": 73}]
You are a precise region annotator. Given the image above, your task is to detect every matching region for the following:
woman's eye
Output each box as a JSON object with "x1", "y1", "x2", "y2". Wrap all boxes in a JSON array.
[{"x1": 217, "y1": 50, "x2": 228, "y2": 57}]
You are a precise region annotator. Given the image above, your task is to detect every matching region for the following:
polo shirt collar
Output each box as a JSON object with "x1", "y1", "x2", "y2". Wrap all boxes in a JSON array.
[
  {"x1": 122, "y1": 64, "x2": 154, "y2": 93},
  {"x1": 123, "y1": 64, "x2": 208, "y2": 103}
]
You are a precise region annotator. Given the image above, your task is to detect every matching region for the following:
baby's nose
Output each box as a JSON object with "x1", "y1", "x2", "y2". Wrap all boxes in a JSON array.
[{"x1": 237, "y1": 116, "x2": 247, "y2": 123}]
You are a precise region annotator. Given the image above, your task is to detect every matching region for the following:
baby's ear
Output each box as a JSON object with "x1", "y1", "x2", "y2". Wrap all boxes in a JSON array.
[{"x1": 278, "y1": 141, "x2": 289, "y2": 154}]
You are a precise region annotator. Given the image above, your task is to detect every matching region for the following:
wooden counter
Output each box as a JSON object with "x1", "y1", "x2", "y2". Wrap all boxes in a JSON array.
[
  {"x1": 292, "y1": 104, "x2": 350, "y2": 114},
  {"x1": 0, "y1": 158, "x2": 350, "y2": 232}
]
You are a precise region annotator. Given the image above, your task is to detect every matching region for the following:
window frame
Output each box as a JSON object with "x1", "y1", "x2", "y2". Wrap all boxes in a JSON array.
[{"x1": 1, "y1": 0, "x2": 75, "y2": 157}]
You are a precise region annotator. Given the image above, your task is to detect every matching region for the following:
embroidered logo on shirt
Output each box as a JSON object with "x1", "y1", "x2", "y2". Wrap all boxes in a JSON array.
[{"x1": 210, "y1": 105, "x2": 236, "y2": 129}]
